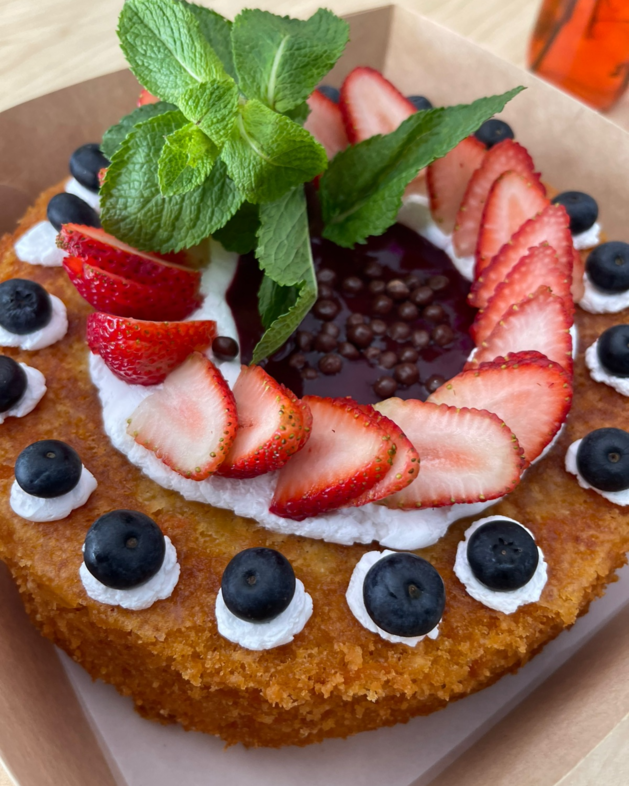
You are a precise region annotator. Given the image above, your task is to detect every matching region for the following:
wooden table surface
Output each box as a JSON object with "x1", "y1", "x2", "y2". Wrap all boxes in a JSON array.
[{"x1": 0, "y1": 1, "x2": 628, "y2": 785}]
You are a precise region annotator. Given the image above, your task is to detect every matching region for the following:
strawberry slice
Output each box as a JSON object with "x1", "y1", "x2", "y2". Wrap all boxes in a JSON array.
[
  {"x1": 470, "y1": 245, "x2": 573, "y2": 345},
  {"x1": 427, "y1": 136, "x2": 486, "y2": 235},
  {"x1": 469, "y1": 286, "x2": 573, "y2": 373},
  {"x1": 127, "y1": 352, "x2": 237, "y2": 480},
  {"x1": 345, "y1": 405, "x2": 420, "y2": 506},
  {"x1": 304, "y1": 89, "x2": 349, "y2": 160},
  {"x1": 58, "y1": 224, "x2": 201, "y2": 295},
  {"x1": 452, "y1": 140, "x2": 543, "y2": 258},
  {"x1": 270, "y1": 396, "x2": 395, "y2": 520},
  {"x1": 476, "y1": 170, "x2": 549, "y2": 273},
  {"x1": 375, "y1": 398, "x2": 523, "y2": 509},
  {"x1": 138, "y1": 89, "x2": 159, "y2": 106},
  {"x1": 469, "y1": 204, "x2": 573, "y2": 308},
  {"x1": 339, "y1": 66, "x2": 416, "y2": 143},
  {"x1": 86, "y1": 313, "x2": 216, "y2": 386},
  {"x1": 428, "y1": 352, "x2": 573, "y2": 465},
  {"x1": 217, "y1": 365, "x2": 312, "y2": 479},
  {"x1": 64, "y1": 256, "x2": 201, "y2": 321}
]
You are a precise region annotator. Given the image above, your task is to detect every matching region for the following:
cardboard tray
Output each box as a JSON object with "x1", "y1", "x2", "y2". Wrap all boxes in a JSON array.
[{"x1": 1, "y1": 5, "x2": 629, "y2": 785}]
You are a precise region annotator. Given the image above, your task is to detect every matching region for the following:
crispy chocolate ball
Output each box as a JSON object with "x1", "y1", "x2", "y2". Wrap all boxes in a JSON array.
[
  {"x1": 386, "y1": 279, "x2": 410, "y2": 300},
  {"x1": 373, "y1": 376, "x2": 398, "y2": 398},
  {"x1": 432, "y1": 324, "x2": 455, "y2": 346},
  {"x1": 410, "y1": 286, "x2": 434, "y2": 306},
  {"x1": 347, "y1": 323, "x2": 374, "y2": 348},
  {"x1": 338, "y1": 341, "x2": 360, "y2": 360},
  {"x1": 372, "y1": 295, "x2": 394, "y2": 315},
  {"x1": 397, "y1": 301, "x2": 419, "y2": 321},
  {"x1": 423, "y1": 304, "x2": 448, "y2": 323},
  {"x1": 411, "y1": 329, "x2": 431, "y2": 349},
  {"x1": 388, "y1": 321, "x2": 411, "y2": 342},
  {"x1": 394, "y1": 363, "x2": 419, "y2": 386},
  {"x1": 313, "y1": 299, "x2": 340, "y2": 321},
  {"x1": 318, "y1": 354, "x2": 343, "y2": 375},
  {"x1": 426, "y1": 374, "x2": 446, "y2": 393}
]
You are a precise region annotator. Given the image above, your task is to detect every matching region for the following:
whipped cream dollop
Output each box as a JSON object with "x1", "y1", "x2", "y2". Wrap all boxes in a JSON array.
[
  {"x1": 215, "y1": 579, "x2": 313, "y2": 650},
  {"x1": 565, "y1": 439, "x2": 629, "y2": 505},
  {"x1": 585, "y1": 340, "x2": 629, "y2": 396},
  {"x1": 453, "y1": 516, "x2": 548, "y2": 614},
  {"x1": 80, "y1": 536, "x2": 180, "y2": 610},
  {"x1": 572, "y1": 222, "x2": 601, "y2": 251},
  {"x1": 0, "y1": 363, "x2": 46, "y2": 424},
  {"x1": 0, "y1": 294, "x2": 68, "y2": 350},
  {"x1": 14, "y1": 221, "x2": 66, "y2": 268},
  {"x1": 10, "y1": 465, "x2": 97, "y2": 522},
  {"x1": 579, "y1": 275, "x2": 629, "y2": 314},
  {"x1": 346, "y1": 550, "x2": 440, "y2": 646}
]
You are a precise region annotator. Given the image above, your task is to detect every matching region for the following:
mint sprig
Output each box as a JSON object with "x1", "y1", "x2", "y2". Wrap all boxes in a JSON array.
[{"x1": 157, "y1": 122, "x2": 218, "y2": 197}]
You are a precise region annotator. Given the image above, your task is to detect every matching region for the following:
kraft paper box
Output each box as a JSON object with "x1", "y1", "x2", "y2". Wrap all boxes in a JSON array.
[{"x1": 1, "y1": 5, "x2": 629, "y2": 786}]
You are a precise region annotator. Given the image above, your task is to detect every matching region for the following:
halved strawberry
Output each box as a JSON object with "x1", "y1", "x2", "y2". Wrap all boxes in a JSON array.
[
  {"x1": 469, "y1": 286, "x2": 573, "y2": 373},
  {"x1": 427, "y1": 136, "x2": 486, "y2": 235},
  {"x1": 345, "y1": 405, "x2": 420, "y2": 506},
  {"x1": 469, "y1": 204, "x2": 572, "y2": 308},
  {"x1": 428, "y1": 353, "x2": 573, "y2": 465},
  {"x1": 138, "y1": 89, "x2": 159, "y2": 106},
  {"x1": 270, "y1": 396, "x2": 394, "y2": 520},
  {"x1": 216, "y1": 365, "x2": 312, "y2": 479},
  {"x1": 58, "y1": 224, "x2": 201, "y2": 295},
  {"x1": 127, "y1": 352, "x2": 237, "y2": 480},
  {"x1": 375, "y1": 398, "x2": 523, "y2": 509},
  {"x1": 452, "y1": 140, "x2": 543, "y2": 258},
  {"x1": 339, "y1": 66, "x2": 416, "y2": 143},
  {"x1": 86, "y1": 313, "x2": 216, "y2": 385},
  {"x1": 470, "y1": 245, "x2": 573, "y2": 345},
  {"x1": 64, "y1": 256, "x2": 200, "y2": 321},
  {"x1": 476, "y1": 170, "x2": 549, "y2": 273},
  {"x1": 304, "y1": 89, "x2": 349, "y2": 160}
]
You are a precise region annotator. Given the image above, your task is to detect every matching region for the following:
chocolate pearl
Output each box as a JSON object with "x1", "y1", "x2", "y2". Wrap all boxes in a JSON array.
[
  {"x1": 364, "y1": 260, "x2": 383, "y2": 278},
  {"x1": 212, "y1": 336, "x2": 239, "y2": 360},
  {"x1": 411, "y1": 329, "x2": 430, "y2": 349},
  {"x1": 426, "y1": 374, "x2": 446, "y2": 393},
  {"x1": 394, "y1": 363, "x2": 419, "y2": 386},
  {"x1": 399, "y1": 346, "x2": 419, "y2": 363},
  {"x1": 432, "y1": 324, "x2": 455, "y2": 346},
  {"x1": 423, "y1": 303, "x2": 447, "y2": 323},
  {"x1": 317, "y1": 268, "x2": 337, "y2": 286},
  {"x1": 404, "y1": 274, "x2": 421, "y2": 290},
  {"x1": 313, "y1": 298, "x2": 340, "y2": 321},
  {"x1": 410, "y1": 286, "x2": 434, "y2": 306},
  {"x1": 368, "y1": 279, "x2": 386, "y2": 295},
  {"x1": 397, "y1": 301, "x2": 419, "y2": 321},
  {"x1": 386, "y1": 279, "x2": 410, "y2": 300},
  {"x1": 364, "y1": 346, "x2": 381, "y2": 363},
  {"x1": 379, "y1": 351, "x2": 398, "y2": 370},
  {"x1": 372, "y1": 295, "x2": 393, "y2": 315},
  {"x1": 339, "y1": 341, "x2": 360, "y2": 360},
  {"x1": 321, "y1": 322, "x2": 340, "y2": 338},
  {"x1": 318, "y1": 283, "x2": 334, "y2": 300},
  {"x1": 318, "y1": 353, "x2": 343, "y2": 375},
  {"x1": 373, "y1": 376, "x2": 398, "y2": 398},
  {"x1": 288, "y1": 352, "x2": 307, "y2": 370},
  {"x1": 342, "y1": 276, "x2": 364, "y2": 295},
  {"x1": 347, "y1": 323, "x2": 374, "y2": 348},
  {"x1": 428, "y1": 274, "x2": 449, "y2": 292},
  {"x1": 314, "y1": 332, "x2": 338, "y2": 353},
  {"x1": 296, "y1": 330, "x2": 314, "y2": 352},
  {"x1": 301, "y1": 367, "x2": 318, "y2": 380},
  {"x1": 346, "y1": 312, "x2": 365, "y2": 327},
  {"x1": 371, "y1": 319, "x2": 387, "y2": 336},
  {"x1": 388, "y1": 321, "x2": 411, "y2": 342}
]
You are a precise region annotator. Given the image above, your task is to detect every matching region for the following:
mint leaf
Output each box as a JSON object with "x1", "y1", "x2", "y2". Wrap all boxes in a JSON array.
[
  {"x1": 101, "y1": 101, "x2": 176, "y2": 159},
  {"x1": 178, "y1": 77, "x2": 238, "y2": 145},
  {"x1": 283, "y1": 101, "x2": 310, "y2": 126},
  {"x1": 158, "y1": 122, "x2": 218, "y2": 197},
  {"x1": 178, "y1": 1, "x2": 236, "y2": 80},
  {"x1": 118, "y1": 0, "x2": 226, "y2": 105},
  {"x1": 252, "y1": 280, "x2": 315, "y2": 364},
  {"x1": 212, "y1": 201, "x2": 260, "y2": 255},
  {"x1": 221, "y1": 99, "x2": 327, "y2": 203},
  {"x1": 232, "y1": 9, "x2": 349, "y2": 113},
  {"x1": 101, "y1": 110, "x2": 243, "y2": 253},
  {"x1": 320, "y1": 88, "x2": 524, "y2": 247},
  {"x1": 258, "y1": 276, "x2": 298, "y2": 329}
]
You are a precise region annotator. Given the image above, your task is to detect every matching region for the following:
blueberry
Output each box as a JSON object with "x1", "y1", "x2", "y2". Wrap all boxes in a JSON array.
[
  {"x1": 69, "y1": 143, "x2": 109, "y2": 193},
  {"x1": 467, "y1": 521, "x2": 539, "y2": 592},
  {"x1": 212, "y1": 335, "x2": 239, "y2": 360},
  {"x1": 597, "y1": 325, "x2": 629, "y2": 378},
  {"x1": 551, "y1": 191, "x2": 598, "y2": 235},
  {"x1": 363, "y1": 553, "x2": 445, "y2": 637},
  {"x1": 474, "y1": 119, "x2": 515, "y2": 148},
  {"x1": 576, "y1": 428, "x2": 629, "y2": 492},
  {"x1": 0, "y1": 356, "x2": 27, "y2": 412},
  {"x1": 0, "y1": 279, "x2": 52, "y2": 336},
  {"x1": 15, "y1": 439, "x2": 82, "y2": 499},
  {"x1": 408, "y1": 95, "x2": 433, "y2": 111},
  {"x1": 221, "y1": 547, "x2": 296, "y2": 623},
  {"x1": 84, "y1": 510, "x2": 166, "y2": 590},
  {"x1": 585, "y1": 242, "x2": 629, "y2": 294},
  {"x1": 46, "y1": 193, "x2": 101, "y2": 232},
  {"x1": 318, "y1": 84, "x2": 340, "y2": 103}
]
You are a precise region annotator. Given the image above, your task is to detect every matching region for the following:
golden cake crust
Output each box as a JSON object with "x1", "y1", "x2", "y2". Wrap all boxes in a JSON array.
[{"x1": 0, "y1": 183, "x2": 628, "y2": 747}]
